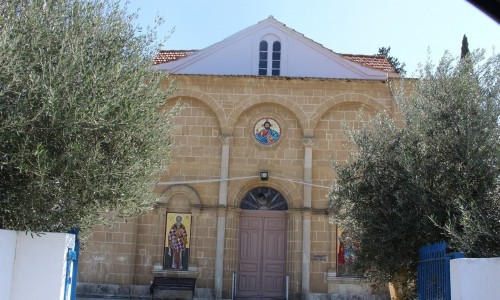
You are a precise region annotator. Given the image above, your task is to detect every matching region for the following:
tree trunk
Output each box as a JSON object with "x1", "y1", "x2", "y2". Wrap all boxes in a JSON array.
[{"x1": 388, "y1": 282, "x2": 402, "y2": 300}]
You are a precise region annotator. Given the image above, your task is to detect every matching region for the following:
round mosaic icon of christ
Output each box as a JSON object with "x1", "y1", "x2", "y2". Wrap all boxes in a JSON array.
[{"x1": 254, "y1": 118, "x2": 281, "y2": 145}]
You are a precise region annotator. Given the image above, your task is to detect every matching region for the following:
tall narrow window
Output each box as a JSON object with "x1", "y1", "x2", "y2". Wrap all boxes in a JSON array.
[
  {"x1": 259, "y1": 41, "x2": 268, "y2": 76},
  {"x1": 272, "y1": 41, "x2": 281, "y2": 76}
]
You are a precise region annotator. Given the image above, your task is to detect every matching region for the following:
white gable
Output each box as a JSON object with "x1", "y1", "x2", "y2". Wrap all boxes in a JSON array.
[{"x1": 154, "y1": 16, "x2": 389, "y2": 80}]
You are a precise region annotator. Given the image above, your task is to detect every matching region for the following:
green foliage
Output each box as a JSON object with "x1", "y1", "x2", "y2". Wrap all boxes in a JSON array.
[
  {"x1": 0, "y1": 0, "x2": 176, "y2": 233},
  {"x1": 378, "y1": 46, "x2": 406, "y2": 76},
  {"x1": 461, "y1": 35, "x2": 470, "y2": 59},
  {"x1": 329, "y1": 50, "x2": 499, "y2": 297}
]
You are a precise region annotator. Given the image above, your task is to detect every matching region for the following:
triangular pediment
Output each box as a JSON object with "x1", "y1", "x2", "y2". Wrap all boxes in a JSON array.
[{"x1": 154, "y1": 16, "x2": 392, "y2": 80}]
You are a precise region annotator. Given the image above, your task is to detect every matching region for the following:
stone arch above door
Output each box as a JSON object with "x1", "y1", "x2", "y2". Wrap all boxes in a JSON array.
[
  {"x1": 230, "y1": 178, "x2": 300, "y2": 209},
  {"x1": 240, "y1": 186, "x2": 288, "y2": 210}
]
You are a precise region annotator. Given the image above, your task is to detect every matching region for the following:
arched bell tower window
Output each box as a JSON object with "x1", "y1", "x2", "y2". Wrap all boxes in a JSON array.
[
  {"x1": 240, "y1": 187, "x2": 288, "y2": 210},
  {"x1": 272, "y1": 41, "x2": 281, "y2": 76},
  {"x1": 257, "y1": 38, "x2": 281, "y2": 76},
  {"x1": 258, "y1": 41, "x2": 268, "y2": 76}
]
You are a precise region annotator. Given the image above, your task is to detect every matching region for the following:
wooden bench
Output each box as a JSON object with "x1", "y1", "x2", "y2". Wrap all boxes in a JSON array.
[{"x1": 150, "y1": 276, "x2": 196, "y2": 299}]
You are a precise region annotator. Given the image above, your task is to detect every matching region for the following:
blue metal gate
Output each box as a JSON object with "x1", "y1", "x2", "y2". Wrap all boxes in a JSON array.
[
  {"x1": 417, "y1": 241, "x2": 464, "y2": 300},
  {"x1": 64, "y1": 228, "x2": 80, "y2": 300},
  {"x1": 64, "y1": 247, "x2": 77, "y2": 300}
]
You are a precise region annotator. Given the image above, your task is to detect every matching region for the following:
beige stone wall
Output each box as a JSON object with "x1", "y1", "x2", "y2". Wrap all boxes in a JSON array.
[
  {"x1": 78, "y1": 74, "x2": 396, "y2": 298},
  {"x1": 160, "y1": 96, "x2": 222, "y2": 207},
  {"x1": 182, "y1": 209, "x2": 218, "y2": 288},
  {"x1": 132, "y1": 212, "x2": 164, "y2": 285},
  {"x1": 79, "y1": 215, "x2": 138, "y2": 286},
  {"x1": 309, "y1": 213, "x2": 336, "y2": 292}
]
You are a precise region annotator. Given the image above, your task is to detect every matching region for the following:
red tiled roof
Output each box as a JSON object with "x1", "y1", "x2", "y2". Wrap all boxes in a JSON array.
[
  {"x1": 340, "y1": 54, "x2": 399, "y2": 76},
  {"x1": 152, "y1": 50, "x2": 197, "y2": 65},
  {"x1": 152, "y1": 50, "x2": 400, "y2": 77}
]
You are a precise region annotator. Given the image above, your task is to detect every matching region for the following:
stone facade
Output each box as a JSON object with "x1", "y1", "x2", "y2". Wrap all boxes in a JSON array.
[{"x1": 77, "y1": 74, "x2": 396, "y2": 299}]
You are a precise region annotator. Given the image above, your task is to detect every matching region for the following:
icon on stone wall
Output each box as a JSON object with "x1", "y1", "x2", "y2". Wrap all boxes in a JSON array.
[
  {"x1": 337, "y1": 226, "x2": 358, "y2": 276},
  {"x1": 165, "y1": 213, "x2": 191, "y2": 270},
  {"x1": 254, "y1": 118, "x2": 281, "y2": 145}
]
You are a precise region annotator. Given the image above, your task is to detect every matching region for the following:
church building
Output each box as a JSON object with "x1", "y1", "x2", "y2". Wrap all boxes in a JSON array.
[{"x1": 77, "y1": 16, "x2": 399, "y2": 299}]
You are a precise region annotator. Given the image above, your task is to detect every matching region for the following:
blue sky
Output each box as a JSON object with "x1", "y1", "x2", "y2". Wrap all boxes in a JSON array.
[{"x1": 122, "y1": 0, "x2": 499, "y2": 75}]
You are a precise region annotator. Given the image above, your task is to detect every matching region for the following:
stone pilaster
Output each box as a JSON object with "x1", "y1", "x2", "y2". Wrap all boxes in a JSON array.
[
  {"x1": 302, "y1": 137, "x2": 316, "y2": 209},
  {"x1": 302, "y1": 137, "x2": 315, "y2": 299},
  {"x1": 215, "y1": 134, "x2": 232, "y2": 299},
  {"x1": 226, "y1": 208, "x2": 241, "y2": 275},
  {"x1": 302, "y1": 209, "x2": 312, "y2": 299},
  {"x1": 218, "y1": 134, "x2": 233, "y2": 206},
  {"x1": 152, "y1": 206, "x2": 167, "y2": 270},
  {"x1": 189, "y1": 207, "x2": 200, "y2": 270},
  {"x1": 286, "y1": 210, "x2": 303, "y2": 299},
  {"x1": 215, "y1": 207, "x2": 227, "y2": 299}
]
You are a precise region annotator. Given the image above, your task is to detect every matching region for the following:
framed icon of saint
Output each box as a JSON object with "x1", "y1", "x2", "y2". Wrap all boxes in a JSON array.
[
  {"x1": 164, "y1": 213, "x2": 191, "y2": 270},
  {"x1": 337, "y1": 225, "x2": 358, "y2": 276},
  {"x1": 254, "y1": 117, "x2": 281, "y2": 145}
]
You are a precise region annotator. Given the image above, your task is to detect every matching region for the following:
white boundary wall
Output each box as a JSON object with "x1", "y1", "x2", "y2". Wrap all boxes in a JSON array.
[
  {"x1": 451, "y1": 257, "x2": 500, "y2": 300},
  {"x1": 0, "y1": 229, "x2": 75, "y2": 300}
]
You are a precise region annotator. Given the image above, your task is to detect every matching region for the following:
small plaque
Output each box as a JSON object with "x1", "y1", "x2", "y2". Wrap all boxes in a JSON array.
[{"x1": 313, "y1": 254, "x2": 327, "y2": 262}]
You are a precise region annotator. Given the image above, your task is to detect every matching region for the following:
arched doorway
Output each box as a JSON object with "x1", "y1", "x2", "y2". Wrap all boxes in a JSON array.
[{"x1": 237, "y1": 187, "x2": 288, "y2": 299}]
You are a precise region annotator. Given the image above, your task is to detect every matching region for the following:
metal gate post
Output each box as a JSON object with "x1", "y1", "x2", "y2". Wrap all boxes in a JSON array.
[
  {"x1": 286, "y1": 275, "x2": 289, "y2": 300},
  {"x1": 231, "y1": 272, "x2": 237, "y2": 300},
  {"x1": 64, "y1": 248, "x2": 77, "y2": 300},
  {"x1": 69, "y1": 227, "x2": 80, "y2": 300}
]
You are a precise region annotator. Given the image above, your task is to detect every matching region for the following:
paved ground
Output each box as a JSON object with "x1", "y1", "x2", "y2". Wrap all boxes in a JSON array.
[
  {"x1": 76, "y1": 297, "x2": 148, "y2": 300},
  {"x1": 76, "y1": 296, "x2": 193, "y2": 299}
]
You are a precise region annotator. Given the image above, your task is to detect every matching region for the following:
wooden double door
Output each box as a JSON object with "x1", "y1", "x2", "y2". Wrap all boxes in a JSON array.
[{"x1": 237, "y1": 210, "x2": 287, "y2": 299}]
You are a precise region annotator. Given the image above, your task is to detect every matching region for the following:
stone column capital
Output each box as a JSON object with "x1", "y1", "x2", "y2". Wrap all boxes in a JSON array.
[
  {"x1": 220, "y1": 134, "x2": 233, "y2": 145},
  {"x1": 302, "y1": 136, "x2": 316, "y2": 148}
]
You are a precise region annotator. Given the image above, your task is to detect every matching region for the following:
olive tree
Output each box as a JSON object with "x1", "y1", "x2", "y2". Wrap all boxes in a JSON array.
[
  {"x1": 329, "y1": 50, "x2": 499, "y2": 297},
  {"x1": 0, "y1": 0, "x2": 175, "y2": 233}
]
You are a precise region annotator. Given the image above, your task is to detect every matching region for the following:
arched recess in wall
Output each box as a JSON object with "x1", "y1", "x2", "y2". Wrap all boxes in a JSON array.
[
  {"x1": 167, "y1": 88, "x2": 227, "y2": 130},
  {"x1": 162, "y1": 93, "x2": 224, "y2": 181},
  {"x1": 156, "y1": 185, "x2": 201, "y2": 271},
  {"x1": 159, "y1": 185, "x2": 202, "y2": 211},
  {"x1": 309, "y1": 93, "x2": 389, "y2": 131},
  {"x1": 307, "y1": 99, "x2": 382, "y2": 210},
  {"x1": 227, "y1": 99, "x2": 305, "y2": 210},
  {"x1": 227, "y1": 94, "x2": 310, "y2": 135}
]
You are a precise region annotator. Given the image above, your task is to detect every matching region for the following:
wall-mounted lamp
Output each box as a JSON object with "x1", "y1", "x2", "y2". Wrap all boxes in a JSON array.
[{"x1": 259, "y1": 170, "x2": 269, "y2": 181}]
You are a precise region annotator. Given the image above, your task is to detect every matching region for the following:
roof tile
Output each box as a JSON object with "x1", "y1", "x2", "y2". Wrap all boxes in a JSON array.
[
  {"x1": 152, "y1": 50, "x2": 197, "y2": 65},
  {"x1": 340, "y1": 54, "x2": 399, "y2": 77}
]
